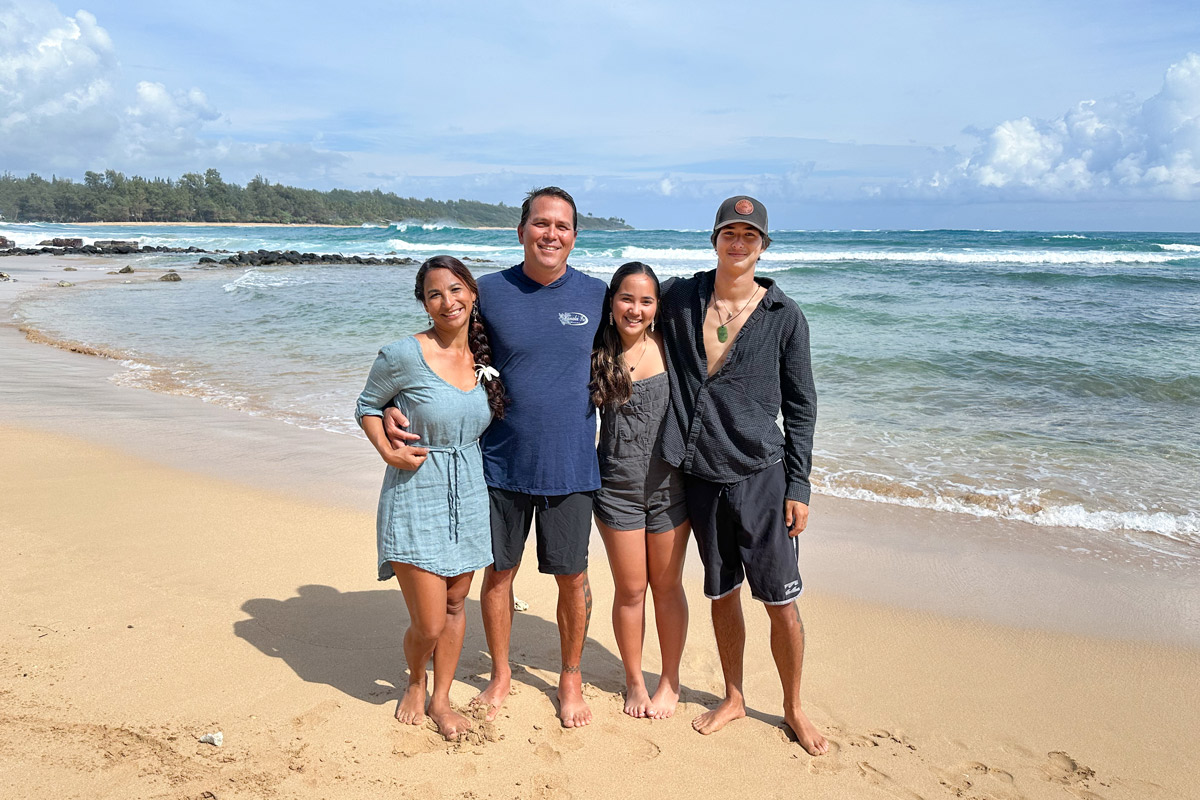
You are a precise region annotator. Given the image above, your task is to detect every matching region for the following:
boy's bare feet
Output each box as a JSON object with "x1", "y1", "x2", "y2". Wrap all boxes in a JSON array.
[
  {"x1": 691, "y1": 696, "x2": 745, "y2": 734},
  {"x1": 783, "y1": 707, "x2": 828, "y2": 756}
]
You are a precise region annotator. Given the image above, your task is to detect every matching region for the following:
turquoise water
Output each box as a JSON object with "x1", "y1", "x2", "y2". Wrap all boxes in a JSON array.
[{"x1": 7, "y1": 221, "x2": 1200, "y2": 557}]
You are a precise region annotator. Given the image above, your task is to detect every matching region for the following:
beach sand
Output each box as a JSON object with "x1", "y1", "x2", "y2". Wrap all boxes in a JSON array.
[{"x1": 2, "y1": 256, "x2": 1198, "y2": 799}]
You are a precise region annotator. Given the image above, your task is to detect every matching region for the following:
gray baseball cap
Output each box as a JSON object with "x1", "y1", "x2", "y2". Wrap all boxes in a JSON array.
[{"x1": 710, "y1": 195, "x2": 770, "y2": 247}]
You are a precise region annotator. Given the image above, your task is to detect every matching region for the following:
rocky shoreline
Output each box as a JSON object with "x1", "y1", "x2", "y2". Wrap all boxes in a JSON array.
[{"x1": 0, "y1": 237, "x2": 441, "y2": 267}]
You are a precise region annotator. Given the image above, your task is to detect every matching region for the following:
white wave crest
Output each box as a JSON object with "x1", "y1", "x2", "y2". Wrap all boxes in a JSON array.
[
  {"x1": 223, "y1": 269, "x2": 317, "y2": 292},
  {"x1": 768, "y1": 248, "x2": 1190, "y2": 266},
  {"x1": 1155, "y1": 242, "x2": 1200, "y2": 253},
  {"x1": 815, "y1": 481, "x2": 1200, "y2": 546},
  {"x1": 617, "y1": 245, "x2": 1190, "y2": 267},
  {"x1": 387, "y1": 238, "x2": 508, "y2": 254}
]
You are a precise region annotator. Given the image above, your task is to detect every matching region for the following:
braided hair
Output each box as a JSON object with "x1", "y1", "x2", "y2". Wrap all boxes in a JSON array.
[{"x1": 414, "y1": 256, "x2": 508, "y2": 419}]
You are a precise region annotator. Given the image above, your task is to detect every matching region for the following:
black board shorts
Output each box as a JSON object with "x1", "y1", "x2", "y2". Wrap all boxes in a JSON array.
[
  {"x1": 685, "y1": 461, "x2": 802, "y2": 604},
  {"x1": 489, "y1": 488, "x2": 592, "y2": 574}
]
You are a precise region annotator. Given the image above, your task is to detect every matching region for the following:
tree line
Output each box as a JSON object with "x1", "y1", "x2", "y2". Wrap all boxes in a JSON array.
[{"x1": 0, "y1": 170, "x2": 630, "y2": 229}]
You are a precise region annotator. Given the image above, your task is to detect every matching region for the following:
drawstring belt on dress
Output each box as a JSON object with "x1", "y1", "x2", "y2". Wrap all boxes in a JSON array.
[{"x1": 422, "y1": 441, "x2": 479, "y2": 543}]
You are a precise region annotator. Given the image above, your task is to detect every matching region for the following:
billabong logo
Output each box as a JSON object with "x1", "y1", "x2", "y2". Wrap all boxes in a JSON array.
[
  {"x1": 558, "y1": 312, "x2": 589, "y2": 326},
  {"x1": 784, "y1": 580, "x2": 800, "y2": 596}
]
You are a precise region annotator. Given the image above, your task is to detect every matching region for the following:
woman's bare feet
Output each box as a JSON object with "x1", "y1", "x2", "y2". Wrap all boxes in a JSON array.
[
  {"x1": 623, "y1": 683, "x2": 653, "y2": 718},
  {"x1": 783, "y1": 707, "x2": 828, "y2": 756},
  {"x1": 469, "y1": 672, "x2": 510, "y2": 722},
  {"x1": 427, "y1": 701, "x2": 473, "y2": 742},
  {"x1": 396, "y1": 679, "x2": 427, "y2": 725},
  {"x1": 648, "y1": 680, "x2": 680, "y2": 719},
  {"x1": 692, "y1": 696, "x2": 745, "y2": 734}
]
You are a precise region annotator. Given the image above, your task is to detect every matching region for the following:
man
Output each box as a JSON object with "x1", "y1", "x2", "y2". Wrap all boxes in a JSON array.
[
  {"x1": 386, "y1": 187, "x2": 605, "y2": 728},
  {"x1": 658, "y1": 195, "x2": 828, "y2": 756}
]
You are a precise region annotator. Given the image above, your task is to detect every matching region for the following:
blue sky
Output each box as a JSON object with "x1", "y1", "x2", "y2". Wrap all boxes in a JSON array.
[{"x1": 2, "y1": 0, "x2": 1199, "y2": 229}]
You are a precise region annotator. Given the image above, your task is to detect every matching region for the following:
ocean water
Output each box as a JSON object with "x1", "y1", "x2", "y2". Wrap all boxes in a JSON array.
[{"x1": 6, "y1": 221, "x2": 1200, "y2": 561}]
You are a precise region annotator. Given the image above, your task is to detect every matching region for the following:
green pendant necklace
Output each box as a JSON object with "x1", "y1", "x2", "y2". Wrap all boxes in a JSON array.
[{"x1": 715, "y1": 286, "x2": 761, "y2": 343}]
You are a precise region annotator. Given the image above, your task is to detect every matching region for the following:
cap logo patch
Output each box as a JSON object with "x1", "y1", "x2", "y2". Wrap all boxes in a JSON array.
[{"x1": 735, "y1": 199, "x2": 754, "y2": 215}]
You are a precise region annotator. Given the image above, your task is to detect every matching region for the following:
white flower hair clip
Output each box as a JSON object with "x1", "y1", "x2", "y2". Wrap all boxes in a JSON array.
[{"x1": 475, "y1": 364, "x2": 500, "y2": 382}]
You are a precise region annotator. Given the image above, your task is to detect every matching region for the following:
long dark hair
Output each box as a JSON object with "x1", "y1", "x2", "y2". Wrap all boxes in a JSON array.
[
  {"x1": 590, "y1": 261, "x2": 660, "y2": 409},
  {"x1": 414, "y1": 255, "x2": 508, "y2": 419}
]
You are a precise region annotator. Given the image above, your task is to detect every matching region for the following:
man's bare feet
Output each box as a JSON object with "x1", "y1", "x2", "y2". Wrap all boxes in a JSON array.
[
  {"x1": 783, "y1": 707, "x2": 828, "y2": 756},
  {"x1": 469, "y1": 672, "x2": 510, "y2": 722},
  {"x1": 691, "y1": 696, "x2": 745, "y2": 734},
  {"x1": 556, "y1": 670, "x2": 592, "y2": 728},
  {"x1": 396, "y1": 680, "x2": 427, "y2": 725},
  {"x1": 648, "y1": 680, "x2": 680, "y2": 719},
  {"x1": 622, "y1": 683, "x2": 652, "y2": 718},
  {"x1": 427, "y1": 701, "x2": 474, "y2": 742}
]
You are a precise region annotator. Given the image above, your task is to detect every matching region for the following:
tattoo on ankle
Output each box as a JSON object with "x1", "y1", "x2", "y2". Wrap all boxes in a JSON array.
[{"x1": 563, "y1": 663, "x2": 581, "y2": 674}]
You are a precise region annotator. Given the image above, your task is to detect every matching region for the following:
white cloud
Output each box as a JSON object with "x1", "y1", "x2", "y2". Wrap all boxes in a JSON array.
[
  {"x1": 0, "y1": 0, "x2": 342, "y2": 180},
  {"x1": 916, "y1": 53, "x2": 1200, "y2": 200}
]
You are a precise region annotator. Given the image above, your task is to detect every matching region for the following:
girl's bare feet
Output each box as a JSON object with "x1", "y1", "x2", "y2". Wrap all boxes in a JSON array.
[
  {"x1": 648, "y1": 680, "x2": 680, "y2": 719},
  {"x1": 623, "y1": 683, "x2": 653, "y2": 718}
]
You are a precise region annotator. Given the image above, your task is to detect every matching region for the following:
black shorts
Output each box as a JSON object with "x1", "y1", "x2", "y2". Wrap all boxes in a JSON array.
[
  {"x1": 489, "y1": 488, "x2": 592, "y2": 575},
  {"x1": 686, "y1": 461, "x2": 802, "y2": 604}
]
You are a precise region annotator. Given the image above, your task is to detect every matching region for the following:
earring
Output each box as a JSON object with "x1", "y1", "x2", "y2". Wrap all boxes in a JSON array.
[
  {"x1": 471, "y1": 305, "x2": 479, "y2": 322},
  {"x1": 609, "y1": 312, "x2": 614, "y2": 324},
  {"x1": 650, "y1": 319, "x2": 655, "y2": 332}
]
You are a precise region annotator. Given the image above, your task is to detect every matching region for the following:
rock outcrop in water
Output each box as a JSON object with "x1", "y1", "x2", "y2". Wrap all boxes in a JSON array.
[
  {"x1": 0, "y1": 240, "x2": 418, "y2": 266},
  {"x1": 210, "y1": 250, "x2": 418, "y2": 267},
  {"x1": 0, "y1": 243, "x2": 214, "y2": 257}
]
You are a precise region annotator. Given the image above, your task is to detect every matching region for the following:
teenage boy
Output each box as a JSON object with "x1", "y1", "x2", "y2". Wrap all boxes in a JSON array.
[{"x1": 658, "y1": 195, "x2": 827, "y2": 756}]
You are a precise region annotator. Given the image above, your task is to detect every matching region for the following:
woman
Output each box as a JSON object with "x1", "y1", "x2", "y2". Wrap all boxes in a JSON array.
[
  {"x1": 590, "y1": 261, "x2": 690, "y2": 719},
  {"x1": 355, "y1": 255, "x2": 506, "y2": 741}
]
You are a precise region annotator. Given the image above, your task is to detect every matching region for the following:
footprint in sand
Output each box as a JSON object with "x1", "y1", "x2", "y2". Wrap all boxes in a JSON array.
[
  {"x1": 932, "y1": 761, "x2": 1019, "y2": 800},
  {"x1": 807, "y1": 739, "x2": 846, "y2": 775},
  {"x1": 858, "y1": 761, "x2": 927, "y2": 800},
  {"x1": 1043, "y1": 751, "x2": 1105, "y2": 799},
  {"x1": 291, "y1": 699, "x2": 340, "y2": 730}
]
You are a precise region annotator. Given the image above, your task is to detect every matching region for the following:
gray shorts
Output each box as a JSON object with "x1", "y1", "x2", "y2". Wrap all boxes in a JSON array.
[{"x1": 594, "y1": 454, "x2": 688, "y2": 533}]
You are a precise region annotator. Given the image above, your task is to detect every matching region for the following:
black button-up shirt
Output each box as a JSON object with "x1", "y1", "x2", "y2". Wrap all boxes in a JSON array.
[{"x1": 659, "y1": 270, "x2": 817, "y2": 504}]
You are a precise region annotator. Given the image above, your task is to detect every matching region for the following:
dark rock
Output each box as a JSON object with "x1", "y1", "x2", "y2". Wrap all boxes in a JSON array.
[
  {"x1": 37, "y1": 238, "x2": 83, "y2": 248},
  {"x1": 117, "y1": 265, "x2": 134, "y2": 274},
  {"x1": 0, "y1": 236, "x2": 12, "y2": 249},
  {"x1": 57, "y1": 280, "x2": 75, "y2": 287},
  {"x1": 198, "y1": 256, "x2": 216, "y2": 264},
  {"x1": 93, "y1": 240, "x2": 139, "y2": 248},
  {"x1": 159, "y1": 271, "x2": 182, "y2": 282},
  {"x1": 0, "y1": 272, "x2": 13, "y2": 281},
  {"x1": 63, "y1": 266, "x2": 77, "y2": 271}
]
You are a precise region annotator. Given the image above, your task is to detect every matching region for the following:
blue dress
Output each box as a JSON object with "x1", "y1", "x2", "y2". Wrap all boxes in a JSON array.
[{"x1": 355, "y1": 336, "x2": 493, "y2": 579}]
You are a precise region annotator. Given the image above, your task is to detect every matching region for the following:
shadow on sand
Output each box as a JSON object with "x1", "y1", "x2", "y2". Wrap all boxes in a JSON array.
[{"x1": 236, "y1": 583, "x2": 790, "y2": 726}]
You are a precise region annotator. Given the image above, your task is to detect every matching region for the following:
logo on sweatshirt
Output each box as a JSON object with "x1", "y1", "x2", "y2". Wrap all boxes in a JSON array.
[{"x1": 558, "y1": 312, "x2": 589, "y2": 326}]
